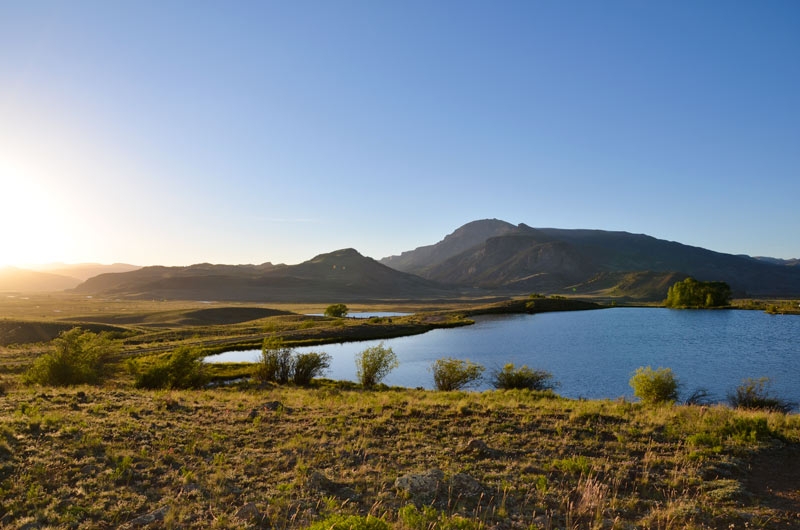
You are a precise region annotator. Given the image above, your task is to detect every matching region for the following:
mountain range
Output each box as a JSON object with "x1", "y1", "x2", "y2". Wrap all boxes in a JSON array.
[
  {"x1": 72, "y1": 249, "x2": 456, "y2": 302},
  {"x1": 380, "y1": 220, "x2": 800, "y2": 299},
  {"x1": 4, "y1": 220, "x2": 799, "y2": 300}
]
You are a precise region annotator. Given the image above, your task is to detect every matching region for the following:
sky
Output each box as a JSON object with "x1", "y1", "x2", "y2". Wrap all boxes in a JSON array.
[{"x1": 1, "y1": 1, "x2": 799, "y2": 268}]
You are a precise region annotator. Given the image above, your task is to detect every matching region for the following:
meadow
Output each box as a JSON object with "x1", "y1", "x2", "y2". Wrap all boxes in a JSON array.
[{"x1": 1, "y1": 294, "x2": 799, "y2": 529}]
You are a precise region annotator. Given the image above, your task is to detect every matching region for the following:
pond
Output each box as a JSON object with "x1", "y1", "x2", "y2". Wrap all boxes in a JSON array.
[{"x1": 205, "y1": 308, "x2": 800, "y2": 406}]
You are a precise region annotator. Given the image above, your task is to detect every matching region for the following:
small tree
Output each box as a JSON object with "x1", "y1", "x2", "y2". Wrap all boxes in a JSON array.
[
  {"x1": 491, "y1": 363, "x2": 558, "y2": 391},
  {"x1": 629, "y1": 366, "x2": 679, "y2": 405},
  {"x1": 727, "y1": 377, "x2": 795, "y2": 413},
  {"x1": 355, "y1": 342, "x2": 398, "y2": 388},
  {"x1": 431, "y1": 358, "x2": 485, "y2": 391},
  {"x1": 25, "y1": 328, "x2": 120, "y2": 386},
  {"x1": 324, "y1": 304, "x2": 349, "y2": 318},
  {"x1": 293, "y1": 351, "x2": 331, "y2": 385},
  {"x1": 256, "y1": 337, "x2": 295, "y2": 384}
]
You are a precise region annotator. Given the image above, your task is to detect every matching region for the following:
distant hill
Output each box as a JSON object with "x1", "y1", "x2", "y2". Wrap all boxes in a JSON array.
[
  {"x1": 32, "y1": 262, "x2": 141, "y2": 282},
  {"x1": 0, "y1": 267, "x2": 81, "y2": 292},
  {"x1": 0, "y1": 263, "x2": 141, "y2": 292},
  {"x1": 380, "y1": 220, "x2": 800, "y2": 299},
  {"x1": 753, "y1": 257, "x2": 800, "y2": 267},
  {"x1": 73, "y1": 250, "x2": 458, "y2": 302}
]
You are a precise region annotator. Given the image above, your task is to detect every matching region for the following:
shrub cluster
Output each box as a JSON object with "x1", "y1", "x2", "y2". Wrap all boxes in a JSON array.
[
  {"x1": 491, "y1": 363, "x2": 558, "y2": 391},
  {"x1": 324, "y1": 303, "x2": 349, "y2": 318},
  {"x1": 629, "y1": 366, "x2": 679, "y2": 405},
  {"x1": 431, "y1": 357, "x2": 484, "y2": 391},
  {"x1": 25, "y1": 328, "x2": 120, "y2": 386},
  {"x1": 132, "y1": 347, "x2": 208, "y2": 389},
  {"x1": 727, "y1": 377, "x2": 796, "y2": 413},
  {"x1": 256, "y1": 338, "x2": 331, "y2": 386},
  {"x1": 355, "y1": 342, "x2": 398, "y2": 388}
]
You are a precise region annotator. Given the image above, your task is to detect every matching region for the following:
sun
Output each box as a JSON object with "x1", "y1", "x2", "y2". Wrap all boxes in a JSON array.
[{"x1": 0, "y1": 168, "x2": 75, "y2": 267}]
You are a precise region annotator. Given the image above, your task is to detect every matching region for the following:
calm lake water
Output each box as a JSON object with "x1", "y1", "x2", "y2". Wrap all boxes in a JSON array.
[{"x1": 206, "y1": 308, "x2": 800, "y2": 406}]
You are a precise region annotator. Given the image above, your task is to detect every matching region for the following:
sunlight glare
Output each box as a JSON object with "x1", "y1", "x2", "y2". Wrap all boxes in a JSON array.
[{"x1": 0, "y1": 165, "x2": 75, "y2": 267}]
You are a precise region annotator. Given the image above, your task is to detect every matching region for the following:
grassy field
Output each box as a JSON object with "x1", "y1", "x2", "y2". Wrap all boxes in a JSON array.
[
  {"x1": 0, "y1": 382, "x2": 798, "y2": 529},
  {"x1": 1, "y1": 294, "x2": 799, "y2": 528}
]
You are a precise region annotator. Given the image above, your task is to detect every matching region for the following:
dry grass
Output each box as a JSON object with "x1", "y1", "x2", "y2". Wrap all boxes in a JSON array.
[{"x1": 0, "y1": 380, "x2": 797, "y2": 529}]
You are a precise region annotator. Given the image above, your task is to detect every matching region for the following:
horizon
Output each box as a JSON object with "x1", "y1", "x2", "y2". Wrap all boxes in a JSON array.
[{"x1": 2, "y1": 2, "x2": 799, "y2": 268}]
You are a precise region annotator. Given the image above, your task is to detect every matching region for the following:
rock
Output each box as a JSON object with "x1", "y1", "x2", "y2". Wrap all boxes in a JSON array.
[
  {"x1": 458, "y1": 438, "x2": 501, "y2": 458},
  {"x1": 125, "y1": 506, "x2": 169, "y2": 527},
  {"x1": 395, "y1": 469, "x2": 445, "y2": 503},
  {"x1": 235, "y1": 502, "x2": 261, "y2": 521},
  {"x1": 450, "y1": 473, "x2": 485, "y2": 498},
  {"x1": 308, "y1": 471, "x2": 360, "y2": 501},
  {"x1": 395, "y1": 469, "x2": 490, "y2": 509}
]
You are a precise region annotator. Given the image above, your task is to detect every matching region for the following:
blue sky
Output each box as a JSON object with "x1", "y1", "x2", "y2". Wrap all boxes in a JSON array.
[{"x1": 1, "y1": 1, "x2": 798, "y2": 267}]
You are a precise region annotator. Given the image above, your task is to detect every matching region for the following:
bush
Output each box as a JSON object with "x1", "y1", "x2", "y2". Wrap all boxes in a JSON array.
[
  {"x1": 629, "y1": 366, "x2": 679, "y2": 405},
  {"x1": 727, "y1": 377, "x2": 795, "y2": 413},
  {"x1": 306, "y1": 514, "x2": 389, "y2": 530},
  {"x1": 293, "y1": 351, "x2": 331, "y2": 385},
  {"x1": 133, "y1": 347, "x2": 208, "y2": 389},
  {"x1": 254, "y1": 338, "x2": 331, "y2": 386},
  {"x1": 431, "y1": 357, "x2": 485, "y2": 391},
  {"x1": 355, "y1": 342, "x2": 398, "y2": 388},
  {"x1": 256, "y1": 338, "x2": 295, "y2": 384},
  {"x1": 25, "y1": 328, "x2": 120, "y2": 386},
  {"x1": 491, "y1": 363, "x2": 558, "y2": 391},
  {"x1": 324, "y1": 303, "x2": 349, "y2": 318}
]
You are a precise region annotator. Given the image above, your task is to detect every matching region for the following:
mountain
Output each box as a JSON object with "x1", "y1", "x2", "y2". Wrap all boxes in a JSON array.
[
  {"x1": 380, "y1": 219, "x2": 521, "y2": 274},
  {"x1": 753, "y1": 257, "x2": 800, "y2": 267},
  {"x1": 0, "y1": 267, "x2": 81, "y2": 292},
  {"x1": 32, "y1": 263, "x2": 141, "y2": 282},
  {"x1": 73, "y1": 249, "x2": 458, "y2": 301},
  {"x1": 380, "y1": 220, "x2": 800, "y2": 299}
]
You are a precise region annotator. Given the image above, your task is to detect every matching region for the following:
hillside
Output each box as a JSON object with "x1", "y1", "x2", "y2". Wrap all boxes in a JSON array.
[
  {"x1": 72, "y1": 249, "x2": 459, "y2": 302},
  {"x1": 0, "y1": 263, "x2": 141, "y2": 292},
  {"x1": 381, "y1": 220, "x2": 800, "y2": 299},
  {"x1": 0, "y1": 267, "x2": 81, "y2": 292}
]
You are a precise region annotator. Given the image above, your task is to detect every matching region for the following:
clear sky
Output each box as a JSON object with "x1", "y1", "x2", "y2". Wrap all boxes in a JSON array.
[{"x1": 1, "y1": 1, "x2": 798, "y2": 267}]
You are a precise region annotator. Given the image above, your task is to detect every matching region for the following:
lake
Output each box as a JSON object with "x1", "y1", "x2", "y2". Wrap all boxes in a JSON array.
[{"x1": 205, "y1": 308, "x2": 800, "y2": 406}]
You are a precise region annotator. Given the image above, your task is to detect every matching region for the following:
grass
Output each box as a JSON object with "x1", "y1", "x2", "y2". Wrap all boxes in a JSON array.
[
  {"x1": 2, "y1": 294, "x2": 799, "y2": 528},
  {"x1": 0, "y1": 380, "x2": 797, "y2": 529}
]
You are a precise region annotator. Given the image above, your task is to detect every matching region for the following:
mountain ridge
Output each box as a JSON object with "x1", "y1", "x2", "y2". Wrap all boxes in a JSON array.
[{"x1": 379, "y1": 219, "x2": 800, "y2": 299}]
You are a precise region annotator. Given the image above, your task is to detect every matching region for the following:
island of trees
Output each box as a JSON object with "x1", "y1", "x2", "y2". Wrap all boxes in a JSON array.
[{"x1": 664, "y1": 277, "x2": 732, "y2": 308}]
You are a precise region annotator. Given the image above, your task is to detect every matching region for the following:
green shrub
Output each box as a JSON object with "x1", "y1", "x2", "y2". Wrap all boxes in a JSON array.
[
  {"x1": 431, "y1": 357, "x2": 484, "y2": 391},
  {"x1": 25, "y1": 328, "x2": 120, "y2": 386},
  {"x1": 727, "y1": 377, "x2": 795, "y2": 413},
  {"x1": 324, "y1": 303, "x2": 349, "y2": 318},
  {"x1": 133, "y1": 347, "x2": 208, "y2": 389},
  {"x1": 256, "y1": 338, "x2": 295, "y2": 384},
  {"x1": 355, "y1": 342, "x2": 398, "y2": 388},
  {"x1": 491, "y1": 363, "x2": 558, "y2": 391},
  {"x1": 629, "y1": 366, "x2": 679, "y2": 405},
  {"x1": 306, "y1": 514, "x2": 388, "y2": 530},
  {"x1": 398, "y1": 505, "x2": 482, "y2": 530},
  {"x1": 293, "y1": 351, "x2": 331, "y2": 385}
]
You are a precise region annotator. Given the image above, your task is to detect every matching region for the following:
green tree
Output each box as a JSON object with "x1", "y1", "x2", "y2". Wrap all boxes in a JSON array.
[
  {"x1": 25, "y1": 328, "x2": 120, "y2": 386},
  {"x1": 664, "y1": 277, "x2": 731, "y2": 308},
  {"x1": 431, "y1": 357, "x2": 485, "y2": 391},
  {"x1": 355, "y1": 342, "x2": 398, "y2": 388},
  {"x1": 629, "y1": 366, "x2": 679, "y2": 405},
  {"x1": 324, "y1": 304, "x2": 349, "y2": 318}
]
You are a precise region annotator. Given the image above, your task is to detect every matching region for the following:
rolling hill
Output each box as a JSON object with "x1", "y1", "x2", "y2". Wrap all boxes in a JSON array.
[
  {"x1": 380, "y1": 220, "x2": 800, "y2": 299},
  {"x1": 72, "y1": 249, "x2": 459, "y2": 302},
  {"x1": 0, "y1": 263, "x2": 141, "y2": 292}
]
